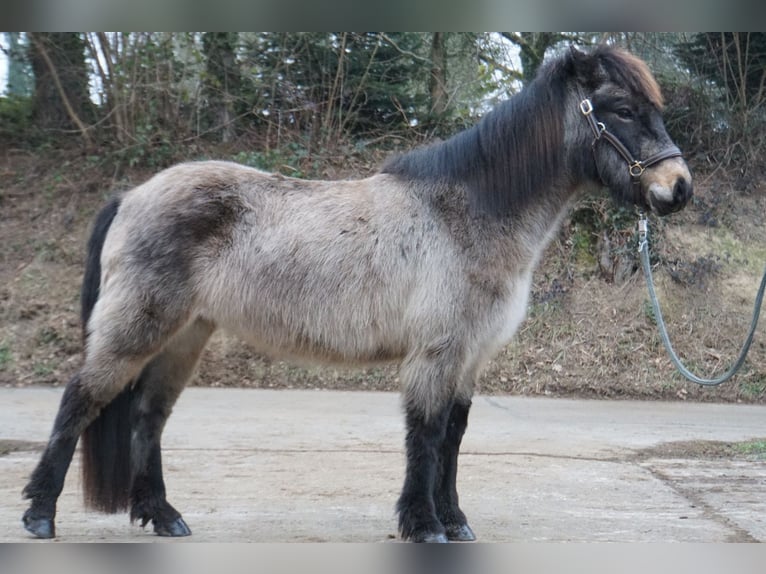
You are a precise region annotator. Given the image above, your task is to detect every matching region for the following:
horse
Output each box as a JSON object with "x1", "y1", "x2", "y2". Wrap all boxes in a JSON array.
[{"x1": 22, "y1": 45, "x2": 692, "y2": 542}]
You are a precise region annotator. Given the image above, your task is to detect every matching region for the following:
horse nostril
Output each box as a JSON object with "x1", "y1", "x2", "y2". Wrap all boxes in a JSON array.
[{"x1": 673, "y1": 177, "x2": 692, "y2": 204}]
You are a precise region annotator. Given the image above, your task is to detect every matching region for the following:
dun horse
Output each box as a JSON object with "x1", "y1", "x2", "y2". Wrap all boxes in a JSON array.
[{"x1": 22, "y1": 46, "x2": 692, "y2": 542}]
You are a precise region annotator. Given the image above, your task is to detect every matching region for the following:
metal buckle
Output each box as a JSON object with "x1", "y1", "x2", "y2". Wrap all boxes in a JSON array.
[
  {"x1": 637, "y1": 212, "x2": 648, "y2": 253},
  {"x1": 579, "y1": 99, "x2": 593, "y2": 116},
  {"x1": 629, "y1": 161, "x2": 645, "y2": 178}
]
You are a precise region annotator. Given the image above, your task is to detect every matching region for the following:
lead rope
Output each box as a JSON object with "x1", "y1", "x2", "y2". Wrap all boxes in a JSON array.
[{"x1": 638, "y1": 213, "x2": 766, "y2": 386}]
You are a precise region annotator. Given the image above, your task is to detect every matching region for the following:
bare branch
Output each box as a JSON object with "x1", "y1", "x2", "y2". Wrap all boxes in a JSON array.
[
  {"x1": 379, "y1": 33, "x2": 430, "y2": 63},
  {"x1": 479, "y1": 53, "x2": 523, "y2": 82}
]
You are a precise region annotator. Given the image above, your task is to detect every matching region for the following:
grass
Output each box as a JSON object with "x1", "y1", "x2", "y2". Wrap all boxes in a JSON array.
[
  {"x1": 36, "y1": 326, "x2": 63, "y2": 346},
  {"x1": 636, "y1": 438, "x2": 766, "y2": 460},
  {"x1": 732, "y1": 439, "x2": 766, "y2": 459},
  {"x1": 570, "y1": 225, "x2": 598, "y2": 270},
  {"x1": 32, "y1": 362, "x2": 55, "y2": 377},
  {"x1": 739, "y1": 380, "x2": 766, "y2": 400},
  {"x1": 710, "y1": 229, "x2": 766, "y2": 276},
  {"x1": 643, "y1": 298, "x2": 657, "y2": 325},
  {"x1": 0, "y1": 342, "x2": 10, "y2": 371}
]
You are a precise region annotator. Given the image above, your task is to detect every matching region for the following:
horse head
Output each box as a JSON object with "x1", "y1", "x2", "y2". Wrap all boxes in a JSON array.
[{"x1": 568, "y1": 46, "x2": 693, "y2": 216}]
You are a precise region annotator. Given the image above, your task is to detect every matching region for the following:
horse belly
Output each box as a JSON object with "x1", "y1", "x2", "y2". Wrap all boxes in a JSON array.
[
  {"x1": 198, "y1": 263, "x2": 411, "y2": 365},
  {"x1": 217, "y1": 311, "x2": 408, "y2": 365}
]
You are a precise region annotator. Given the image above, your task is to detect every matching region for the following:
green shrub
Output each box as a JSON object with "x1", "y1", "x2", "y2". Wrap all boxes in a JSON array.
[{"x1": 0, "y1": 96, "x2": 33, "y2": 144}]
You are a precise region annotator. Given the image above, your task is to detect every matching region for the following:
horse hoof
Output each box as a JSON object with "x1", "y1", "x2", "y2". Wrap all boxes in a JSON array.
[
  {"x1": 23, "y1": 514, "x2": 55, "y2": 539},
  {"x1": 446, "y1": 524, "x2": 476, "y2": 542},
  {"x1": 154, "y1": 517, "x2": 191, "y2": 537},
  {"x1": 419, "y1": 532, "x2": 449, "y2": 543}
]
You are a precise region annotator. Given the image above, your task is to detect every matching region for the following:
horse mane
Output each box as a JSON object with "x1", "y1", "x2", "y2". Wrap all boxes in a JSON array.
[
  {"x1": 380, "y1": 45, "x2": 664, "y2": 217},
  {"x1": 381, "y1": 53, "x2": 570, "y2": 218}
]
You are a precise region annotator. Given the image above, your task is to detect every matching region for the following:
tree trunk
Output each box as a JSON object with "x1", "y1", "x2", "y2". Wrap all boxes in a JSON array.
[
  {"x1": 518, "y1": 33, "x2": 556, "y2": 85},
  {"x1": 28, "y1": 33, "x2": 93, "y2": 142},
  {"x1": 202, "y1": 32, "x2": 242, "y2": 143},
  {"x1": 429, "y1": 32, "x2": 448, "y2": 117}
]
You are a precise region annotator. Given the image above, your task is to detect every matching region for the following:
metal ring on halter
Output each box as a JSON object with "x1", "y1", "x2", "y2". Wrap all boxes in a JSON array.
[{"x1": 629, "y1": 162, "x2": 645, "y2": 178}]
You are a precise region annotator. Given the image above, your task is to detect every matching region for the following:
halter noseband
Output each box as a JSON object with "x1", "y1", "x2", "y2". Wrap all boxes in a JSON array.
[{"x1": 578, "y1": 97, "x2": 683, "y2": 188}]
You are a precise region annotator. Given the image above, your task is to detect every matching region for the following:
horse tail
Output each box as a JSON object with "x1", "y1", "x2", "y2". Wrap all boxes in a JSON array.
[
  {"x1": 80, "y1": 197, "x2": 120, "y2": 337},
  {"x1": 79, "y1": 197, "x2": 136, "y2": 513}
]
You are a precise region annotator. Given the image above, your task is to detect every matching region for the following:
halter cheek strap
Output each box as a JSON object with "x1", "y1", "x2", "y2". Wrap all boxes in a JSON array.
[{"x1": 578, "y1": 97, "x2": 683, "y2": 187}]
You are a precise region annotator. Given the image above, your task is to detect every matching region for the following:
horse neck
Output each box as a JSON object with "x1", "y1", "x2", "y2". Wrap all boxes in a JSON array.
[
  {"x1": 382, "y1": 77, "x2": 590, "y2": 266},
  {"x1": 461, "y1": 87, "x2": 595, "y2": 270},
  {"x1": 441, "y1": 79, "x2": 580, "y2": 220}
]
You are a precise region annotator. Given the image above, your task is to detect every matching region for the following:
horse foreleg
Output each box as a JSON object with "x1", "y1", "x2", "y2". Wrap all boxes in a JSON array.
[
  {"x1": 434, "y1": 399, "x2": 475, "y2": 541},
  {"x1": 396, "y1": 344, "x2": 466, "y2": 543},
  {"x1": 397, "y1": 402, "x2": 451, "y2": 543}
]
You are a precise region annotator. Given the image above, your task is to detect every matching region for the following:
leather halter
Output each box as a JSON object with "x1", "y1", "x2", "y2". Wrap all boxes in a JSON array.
[{"x1": 578, "y1": 97, "x2": 683, "y2": 188}]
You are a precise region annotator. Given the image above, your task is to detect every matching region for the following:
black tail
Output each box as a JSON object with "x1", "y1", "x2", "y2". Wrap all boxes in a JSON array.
[
  {"x1": 78, "y1": 197, "x2": 137, "y2": 513},
  {"x1": 80, "y1": 196, "x2": 121, "y2": 340}
]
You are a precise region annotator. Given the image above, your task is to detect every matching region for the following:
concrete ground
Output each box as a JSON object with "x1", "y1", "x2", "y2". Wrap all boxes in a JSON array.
[{"x1": 1, "y1": 387, "x2": 765, "y2": 542}]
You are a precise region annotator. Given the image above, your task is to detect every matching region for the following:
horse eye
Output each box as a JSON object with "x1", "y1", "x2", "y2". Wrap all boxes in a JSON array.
[{"x1": 615, "y1": 107, "x2": 634, "y2": 120}]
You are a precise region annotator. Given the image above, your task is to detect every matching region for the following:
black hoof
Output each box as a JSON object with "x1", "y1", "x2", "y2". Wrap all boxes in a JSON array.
[
  {"x1": 408, "y1": 531, "x2": 449, "y2": 543},
  {"x1": 446, "y1": 523, "x2": 476, "y2": 542},
  {"x1": 23, "y1": 512, "x2": 55, "y2": 539},
  {"x1": 154, "y1": 517, "x2": 191, "y2": 537}
]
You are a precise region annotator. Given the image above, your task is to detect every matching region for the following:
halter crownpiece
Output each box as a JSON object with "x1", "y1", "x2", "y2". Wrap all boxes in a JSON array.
[{"x1": 578, "y1": 96, "x2": 683, "y2": 185}]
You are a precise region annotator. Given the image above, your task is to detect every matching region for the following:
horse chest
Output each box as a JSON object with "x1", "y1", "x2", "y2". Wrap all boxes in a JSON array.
[{"x1": 485, "y1": 273, "x2": 533, "y2": 353}]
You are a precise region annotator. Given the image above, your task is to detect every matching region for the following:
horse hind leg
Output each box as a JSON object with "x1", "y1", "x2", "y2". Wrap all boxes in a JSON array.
[
  {"x1": 22, "y1": 294, "x2": 191, "y2": 539},
  {"x1": 22, "y1": 353, "x2": 151, "y2": 538},
  {"x1": 127, "y1": 318, "x2": 214, "y2": 537}
]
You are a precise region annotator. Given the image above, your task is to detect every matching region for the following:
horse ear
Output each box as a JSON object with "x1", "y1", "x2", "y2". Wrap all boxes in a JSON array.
[
  {"x1": 568, "y1": 45, "x2": 598, "y2": 87},
  {"x1": 569, "y1": 44, "x2": 585, "y2": 59}
]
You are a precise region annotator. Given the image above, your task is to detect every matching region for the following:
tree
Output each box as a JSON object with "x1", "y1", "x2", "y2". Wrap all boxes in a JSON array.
[
  {"x1": 500, "y1": 33, "x2": 569, "y2": 84},
  {"x1": 27, "y1": 33, "x2": 93, "y2": 144},
  {"x1": 4, "y1": 33, "x2": 33, "y2": 97},
  {"x1": 243, "y1": 32, "x2": 431, "y2": 147},
  {"x1": 429, "y1": 32, "x2": 448, "y2": 117},
  {"x1": 201, "y1": 33, "x2": 244, "y2": 143},
  {"x1": 676, "y1": 33, "x2": 766, "y2": 110},
  {"x1": 675, "y1": 32, "x2": 766, "y2": 167},
  {"x1": 346, "y1": 33, "x2": 430, "y2": 134},
  {"x1": 82, "y1": 32, "x2": 198, "y2": 166}
]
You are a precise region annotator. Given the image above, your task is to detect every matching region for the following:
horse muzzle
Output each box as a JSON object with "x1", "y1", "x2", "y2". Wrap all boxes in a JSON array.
[{"x1": 645, "y1": 159, "x2": 693, "y2": 216}]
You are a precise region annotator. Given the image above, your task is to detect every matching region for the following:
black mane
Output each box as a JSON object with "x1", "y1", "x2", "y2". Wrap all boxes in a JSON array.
[{"x1": 381, "y1": 52, "x2": 573, "y2": 217}]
